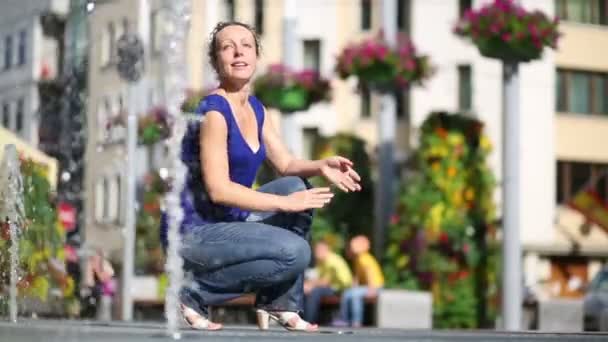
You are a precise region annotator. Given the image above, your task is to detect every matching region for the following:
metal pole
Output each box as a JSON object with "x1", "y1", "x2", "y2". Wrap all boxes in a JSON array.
[
  {"x1": 502, "y1": 62, "x2": 522, "y2": 331},
  {"x1": 121, "y1": 89, "x2": 137, "y2": 321},
  {"x1": 281, "y1": 0, "x2": 303, "y2": 158},
  {"x1": 374, "y1": 0, "x2": 398, "y2": 257}
]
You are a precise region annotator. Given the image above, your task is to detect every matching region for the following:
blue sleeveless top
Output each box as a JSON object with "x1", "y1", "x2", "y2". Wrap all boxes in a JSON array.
[{"x1": 160, "y1": 94, "x2": 267, "y2": 246}]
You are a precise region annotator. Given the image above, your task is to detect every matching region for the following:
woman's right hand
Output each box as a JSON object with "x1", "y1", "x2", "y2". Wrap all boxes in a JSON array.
[{"x1": 282, "y1": 187, "x2": 334, "y2": 212}]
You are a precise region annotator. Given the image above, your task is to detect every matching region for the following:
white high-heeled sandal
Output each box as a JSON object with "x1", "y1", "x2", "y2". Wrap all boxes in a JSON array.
[
  {"x1": 256, "y1": 309, "x2": 318, "y2": 332},
  {"x1": 180, "y1": 304, "x2": 223, "y2": 331}
]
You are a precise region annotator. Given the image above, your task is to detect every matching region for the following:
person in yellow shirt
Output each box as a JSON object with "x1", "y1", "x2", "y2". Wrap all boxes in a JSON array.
[
  {"x1": 303, "y1": 240, "x2": 352, "y2": 324},
  {"x1": 334, "y1": 235, "x2": 384, "y2": 327}
]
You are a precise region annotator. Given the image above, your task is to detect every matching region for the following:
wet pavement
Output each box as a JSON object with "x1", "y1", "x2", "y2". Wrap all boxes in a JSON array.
[{"x1": 2, "y1": 319, "x2": 608, "y2": 342}]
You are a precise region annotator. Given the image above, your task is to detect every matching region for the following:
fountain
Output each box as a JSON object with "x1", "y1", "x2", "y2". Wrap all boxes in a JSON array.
[
  {"x1": 0, "y1": 144, "x2": 25, "y2": 323},
  {"x1": 161, "y1": 0, "x2": 191, "y2": 339}
]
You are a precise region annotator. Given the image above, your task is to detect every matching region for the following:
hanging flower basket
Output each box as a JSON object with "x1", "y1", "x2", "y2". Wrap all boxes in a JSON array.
[
  {"x1": 180, "y1": 87, "x2": 218, "y2": 114},
  {"x1": 253, "y1": 64, "x2": 331, "y2": 113},
  {"x1": 453, "y1": 0, "x2": 560, "y2": 63},
  {"x1": 335, "y1": 33, "x2": 433, "y2": 92},
  {"x1": 138, "y1": 106, "x2": 171, "y2": 145}
]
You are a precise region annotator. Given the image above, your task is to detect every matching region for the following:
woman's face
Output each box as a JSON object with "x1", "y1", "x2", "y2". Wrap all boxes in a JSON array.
[{"x1": 215, "y1": 25, "x2": 257, "y2": 82}]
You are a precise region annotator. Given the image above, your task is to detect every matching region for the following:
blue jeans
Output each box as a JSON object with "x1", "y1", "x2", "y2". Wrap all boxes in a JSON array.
[
  {"x1": 303, "y1": 286, "x2": 336, "y2": 324},
  {"x1": 178, "y1": 176, "x2": 313, "y2": 316},
  {"x1": 339, "y1": 286, "x2": 371, "y2": 326}
]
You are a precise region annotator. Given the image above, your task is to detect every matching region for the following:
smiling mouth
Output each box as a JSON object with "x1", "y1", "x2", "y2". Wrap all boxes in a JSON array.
[{"x1": 231, "y1": 62, "x2": 248, "y2": 67}]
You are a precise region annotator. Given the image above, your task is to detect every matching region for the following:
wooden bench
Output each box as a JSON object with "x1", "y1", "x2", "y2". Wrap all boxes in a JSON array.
[{"x1": 134, "y1": 293, "x2": 378, "y2": 325}]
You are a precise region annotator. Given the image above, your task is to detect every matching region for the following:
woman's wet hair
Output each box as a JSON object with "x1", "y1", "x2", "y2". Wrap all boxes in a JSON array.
[{"x1": 208, "y1": 21, "x2": 261, "y2": 74}]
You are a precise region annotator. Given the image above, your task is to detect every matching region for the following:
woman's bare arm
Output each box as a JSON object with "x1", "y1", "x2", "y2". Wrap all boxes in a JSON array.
[
  {"x1": 262, "y1": 109, "x2": 325, "y2": 178},
  {"x1": 200, "y1": 111, "x2": 333, "y2": 212}
]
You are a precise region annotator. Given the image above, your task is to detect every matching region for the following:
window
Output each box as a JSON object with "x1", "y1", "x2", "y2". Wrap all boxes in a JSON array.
[
  {"x1": 101, "y1": 22, "x2": 115, "y2": 67},
  {"x1": 555, "y1": 0, "x2": 608, "y2": 26},
  {"x1": 361, "y1": 0, "x2": 372, "y2": 30},
  {"x1": 255, "y1": 0, "x2": 264, "y2": 35},
  {"x1": 361, "y1": 86, "x2": 371, "y2": 118},
  {"x1": 2, "y1": 102, "x2": 9, "y2": 127},
  {"x1": 225, "y1": 0, "x2": 235, "y2": 21},
  {"x1": 107, "y1": 176, "x2": 120, "y2": 222},
  {"x1": 557, "y1": 161, "x2": 608, "y2": 204},
  {"x1": 302, "y1": 127, "x2": 319, "y2": 160},
  {"x1": 97, "y1": 99, "x2": 108, "y2": 142},
  {"x1": 458, "y1": 65, "x2": 472, "y2": 112},
  {"x1": 17, "y1": 30, "x2": 26, "y2": 66},
  {"x1": 459, "y1": 0, "x2": 473, "y2": 17},
  {"x1": 556, "y1": 69, "x2": 608, "y2": 115},
  {"x1": 151, "y1": 10, "x2": 162, "y2": 54},
  {"x1": 15, "y1": 98, "x2": 23, "y2": 134},
  {"x1": 303, "y1": 39, "x2": 321, "y2": 72},
  {"x1": 102, "y1": 178, "x2": 110, "y2": 220},
  {"x1": 395, "y1": 89, "x2": 409, "y2": 119},
  {"x1": 4, "y1": 35, "x2": 13, "y2": 70},
  {"x1": 95, "y1": 179, "x2": 105, "y2": 222},
  {"x1": 397, "y1": 0, "x2": 410, "y2": 32}
]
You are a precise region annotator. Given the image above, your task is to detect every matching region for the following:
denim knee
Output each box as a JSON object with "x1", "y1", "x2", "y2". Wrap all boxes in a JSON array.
[
  {"x1": 280, "y1": 176, "x2": 310, "y2": 195},
  {"x1": 278, "y1": 236, "x2": 311, "y2": 278}
]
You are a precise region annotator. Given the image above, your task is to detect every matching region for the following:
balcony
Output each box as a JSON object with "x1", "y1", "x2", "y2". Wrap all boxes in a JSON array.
[{"x1": 556, "y1": 23, "x2": 608, "y2": 71}]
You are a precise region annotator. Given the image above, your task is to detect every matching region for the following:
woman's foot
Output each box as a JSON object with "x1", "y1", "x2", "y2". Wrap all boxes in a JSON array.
[
  {"x1": 256, "y1": 309, "x2": 318, "y2": 332},
  {"x1": 180, "y1": 304, "x2": 223, "y2": 331}
]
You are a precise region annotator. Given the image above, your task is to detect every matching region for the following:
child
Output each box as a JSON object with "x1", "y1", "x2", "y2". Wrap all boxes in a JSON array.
[
  {"x1": 334, "y1": 235, "x2": 384, "y2": 327},
  {"x1": 303, "y1": 240, "x2": 352, "y2": 324}
]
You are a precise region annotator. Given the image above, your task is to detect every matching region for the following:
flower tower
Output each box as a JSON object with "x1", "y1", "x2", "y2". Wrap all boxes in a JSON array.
[{"x1": 384, "y1": 112, "x2": 499, "y2": 328}]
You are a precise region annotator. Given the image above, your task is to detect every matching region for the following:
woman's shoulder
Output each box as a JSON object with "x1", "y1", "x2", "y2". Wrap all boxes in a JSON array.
[{"x1": 195, "y1": 92, "x2": 229, "y2": 115}]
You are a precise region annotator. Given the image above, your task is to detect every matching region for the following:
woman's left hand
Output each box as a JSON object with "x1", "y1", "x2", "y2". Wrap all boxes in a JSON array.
[{"x1": 320, "y1": 156, "x2": 362, "y2": 193}]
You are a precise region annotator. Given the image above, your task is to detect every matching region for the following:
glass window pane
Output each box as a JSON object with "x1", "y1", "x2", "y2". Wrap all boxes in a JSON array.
[
  {"x1": 556, "y1": 70, "x2": 567, "y2": 112},
  {"x1": 303, "y1": 40, "x2": 321, "y2": 72},
  {"x1": 15, "y1": 99, "x2": 23, "y2": 133},
  {"x1": 361, "y1": 0, "x2": 372, "y2": 30},
  {"x1": 18, "y1": 30, "x2": 26, "y2": 65},
  {"x1": 5, "y1": 35, "x2": 13, "y2": 69},
  {"x1": 571, "y1": 162, "x2": 592, "y2": 195},
  {"x1": 458, "y1": 65, "x2": 472, "y2": 111},
  {"x1": 361, "y1": 86, "x2": 371, "y2": 118},
  {"x1": 569, "y1": 72, "x2": 590, "y2": 114},
  {"x1": 567, "y1": 0, "x2": 586, "y2": 23},
  {"x1": 592, "y1": 74, "x2": 606, "y2": 114},
  {"x1": 95, "y1": 180, "x2": 105, "y2": 222},
  {"x1": 2, "y1": 103, "x2": 9, "y2": 127},
  {"x1": 255, "y1": 0, "x2": 264, "y2": 35}
]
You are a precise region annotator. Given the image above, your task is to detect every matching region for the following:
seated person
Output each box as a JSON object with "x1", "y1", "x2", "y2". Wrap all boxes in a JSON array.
[
  {"x1": 303, "y1": 240, "x2": 352, "y2": 324},
  {"x1": 334, "y1": 235, "x2": 384, "y2": 327}
]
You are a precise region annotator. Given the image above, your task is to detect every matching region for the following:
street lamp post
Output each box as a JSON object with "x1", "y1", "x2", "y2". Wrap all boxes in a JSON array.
[
  {"x1": 116, "y1": 30, "x2": 144, "y2": 322},
  {"x1": 374, "y1": 0, "x2": 398, "y2": 257}
]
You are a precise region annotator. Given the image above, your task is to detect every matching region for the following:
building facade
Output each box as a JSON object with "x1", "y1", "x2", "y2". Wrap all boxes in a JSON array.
[
  {"x1": 80, "y1": 0, "x2": 607, "y2": 300},
  {"x1": 0, "y1": 0, "x2": 69, "y2": 146}
]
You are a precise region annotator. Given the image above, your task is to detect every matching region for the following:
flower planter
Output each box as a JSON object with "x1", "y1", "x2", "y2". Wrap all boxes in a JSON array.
[
  {"x1": 335, "y1": 33, "x2": 433, "y2": 92},
  {"x1": 454, "y1": 0, "x2": 560, "y2": 63},
  {"x1": 253, "y1": 64, "x2": 331, "y2": 113}
]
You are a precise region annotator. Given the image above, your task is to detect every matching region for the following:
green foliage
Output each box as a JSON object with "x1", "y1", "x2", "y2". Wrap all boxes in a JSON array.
[
  {"x1": 384, "y1": 112, "x2": 499, "y2": 328},
  {"x1": 135, "y1": 170, "x2": 169, "y2": 275},
  {"x1": 312, "y1": 133, "x2": 375, "y2": 239},
  {"x1": 0, "y1": 158, "x2": 75, "y2": 313}
]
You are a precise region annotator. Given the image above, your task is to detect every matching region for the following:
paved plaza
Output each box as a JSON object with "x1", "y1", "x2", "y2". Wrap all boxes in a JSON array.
[{"x1": 1, "y1": 319, "x2": 608, "y2": 342}]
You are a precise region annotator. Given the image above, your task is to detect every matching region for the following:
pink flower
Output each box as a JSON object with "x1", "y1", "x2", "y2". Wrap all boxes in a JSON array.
[
  {"x1": 404, "y1": 58, "x2": 415, "y2": 71},
  {"x1": 490, "y1": 24, "x2": 500, "y2": 34},
  {"x1": 390, "y1": 214, "x2": 400, "y2": 225},
  {"x1": 528, "y1": 23, "x2": 539, "y2": 37},
  {"x1": 502, "y1": 33, "x2": 512, "y2": 42},
  {"x1": 463, "y1": 243, "x2": 470, "y2": 254},
  {"x1": 375, "y1": 44, "x2": 389, "y2": 59},
  {"x1": 269, "y1": 64, "x2": 287, "y2": 75}
]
